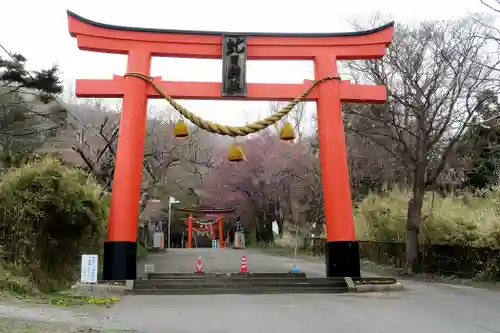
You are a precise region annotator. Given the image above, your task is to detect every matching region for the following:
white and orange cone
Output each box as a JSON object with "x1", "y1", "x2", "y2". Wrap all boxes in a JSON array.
[
  {"x1": 240, "y1": 255, "x2": 248, "y2": 273},
  {"x1": 195, "y1": 256, "x2": 204, "y2": 273}
]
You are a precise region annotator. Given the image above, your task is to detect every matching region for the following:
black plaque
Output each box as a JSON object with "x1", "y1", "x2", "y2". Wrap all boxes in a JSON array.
[{"x1": 222, "y1": 35, "x2": 247, "y2": 97}]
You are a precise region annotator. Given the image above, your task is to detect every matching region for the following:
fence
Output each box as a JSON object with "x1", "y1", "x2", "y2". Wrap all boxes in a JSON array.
[{"x1": 307, "y1": 238, "x2": 500, "y2": 278}]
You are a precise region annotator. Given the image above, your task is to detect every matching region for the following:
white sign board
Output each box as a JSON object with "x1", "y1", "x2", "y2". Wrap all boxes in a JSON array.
[
  {"x1": 153, "y1": 232, "x2": 164, "y2": 248},
  {"x1": 212, "y1": 240, "x2": 217, "y2": 248},
  {"x1": 80, "y1": 254, "x2": 98, "y2": 284}
]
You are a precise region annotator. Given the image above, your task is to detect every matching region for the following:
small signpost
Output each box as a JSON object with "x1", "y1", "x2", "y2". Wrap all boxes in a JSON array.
[
  {"x1": 80, "y1": 254, "x2": 98, "y2": 290},
  {"x1": 212, "y1": 239, "x2": 217, "y2": 249}
]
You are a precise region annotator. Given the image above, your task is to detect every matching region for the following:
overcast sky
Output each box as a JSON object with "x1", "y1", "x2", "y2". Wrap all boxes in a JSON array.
[{"x1": 0, "y1": 0, "x2": 489, "y2": 127}]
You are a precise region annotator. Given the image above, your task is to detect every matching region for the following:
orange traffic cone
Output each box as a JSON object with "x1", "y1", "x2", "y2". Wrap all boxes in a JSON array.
[
  {"x1": 240, "y1": 255, "x2": 248, "y2": 273},
  {"x1": 195, "y1": 256, "x2": 204, "y2": 273}
]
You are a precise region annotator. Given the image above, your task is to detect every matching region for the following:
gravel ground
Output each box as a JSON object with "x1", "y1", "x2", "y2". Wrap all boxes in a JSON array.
[
  {"x1": 0, "y1": 294, "x2": 137, "y2": 333},
  {"x1": 0, "y1": 317, "x2": 141, "y2": 333}
]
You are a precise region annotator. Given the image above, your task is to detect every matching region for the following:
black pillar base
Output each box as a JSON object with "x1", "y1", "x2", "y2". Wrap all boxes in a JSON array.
[
  {"x1": 103, "y1": 241, "x2": 137, "y2": 280},
  {"x1": 325, "y1": 241, "x2": 361, "y2": 278}
]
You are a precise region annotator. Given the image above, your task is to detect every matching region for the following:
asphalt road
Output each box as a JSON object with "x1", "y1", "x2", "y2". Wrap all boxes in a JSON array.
[
  {"x1": 138, "y1": 248, "x2": 325, "y2": 276},
  {"x1": 1, "y1": 248, "x2": 498, "y2": 333},
  {"x1": 111, "y1": 248, "x2": 500, "y2": 333}
]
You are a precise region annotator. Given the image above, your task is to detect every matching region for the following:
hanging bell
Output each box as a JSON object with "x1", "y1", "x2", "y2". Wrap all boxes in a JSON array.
[
  {"x1": 279, "y1": 122, "x2": 296, "y2": 141},
  {"x1": 227, "y1": 144, "x2": 245, "y2": 162},
  {"x1": 173, "y1": 119, "x2": 189, "y2": 138}
]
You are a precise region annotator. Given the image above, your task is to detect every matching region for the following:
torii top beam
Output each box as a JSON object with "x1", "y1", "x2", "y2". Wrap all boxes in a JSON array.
[
  {"x1": 67, "y1": 10, "x2": 394, "y2": 103},
  {"x1": 175, "y1": 208, "x2": 236, "y2": 215},
  {"x1": 67, "y1": 10, "x2": 393, "y2": 60}
]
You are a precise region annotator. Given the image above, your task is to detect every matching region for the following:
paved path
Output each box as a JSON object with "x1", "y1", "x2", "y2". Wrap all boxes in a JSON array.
[
  {"x1": 109, "y1": 248, "x2": 500, "y2": 333},
  {"x1": 138, "y1": 248, "x2": 329, "y2": 277}
]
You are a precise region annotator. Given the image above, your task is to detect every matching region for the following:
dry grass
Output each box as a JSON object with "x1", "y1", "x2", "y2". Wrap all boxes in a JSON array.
[
  {"x1": 354, "y1": 188, "x2": 500, "y2": 248},
  {"x1": 272, "y1": 187, "x2": 500, "y2": 249}
]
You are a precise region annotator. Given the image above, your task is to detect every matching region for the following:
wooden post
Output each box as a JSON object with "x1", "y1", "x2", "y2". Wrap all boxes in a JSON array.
[
  {"x1": 211, "y1": 220, "x2": 216, "y2": 245},
  {"x1": 187, "y1": 214, "x2": 193, "y2": 249}
]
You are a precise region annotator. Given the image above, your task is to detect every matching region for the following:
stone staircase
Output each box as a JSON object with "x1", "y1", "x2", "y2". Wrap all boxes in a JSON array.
[{"x1": 127, "y1": 272, "x2": 350, "y2": 295}]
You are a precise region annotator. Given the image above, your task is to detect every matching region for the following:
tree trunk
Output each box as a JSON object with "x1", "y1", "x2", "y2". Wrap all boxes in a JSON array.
[
  {"x1": 277, "y1": 218, "x2": 284, "y2": 237},
  {"x1": 276, "y1": 202, "x2": 284, "y2": 237},
  {"x1": 404, "y1": 102, "x2": 428, "y2": 275},
  {"x1": 405, "y1": 170, "x2": 425, "y2": 274}
]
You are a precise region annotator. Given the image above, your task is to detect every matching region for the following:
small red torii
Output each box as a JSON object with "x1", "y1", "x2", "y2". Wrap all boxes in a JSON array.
[
  {"x1": 177, "y1": 207, "x2": 235, "y2": 249},
  {"x1": 67, "y1": 10, "x2": 394, "y2": 280}
]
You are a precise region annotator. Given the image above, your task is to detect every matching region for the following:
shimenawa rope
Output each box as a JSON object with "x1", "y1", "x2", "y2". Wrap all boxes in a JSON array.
[{"x1": 124, "y1": 72, "x2": 340, "y2": 137}]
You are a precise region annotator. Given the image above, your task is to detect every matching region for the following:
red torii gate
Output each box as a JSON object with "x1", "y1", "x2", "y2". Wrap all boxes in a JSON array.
[
  {"x1": 67, "y1": 10, "x2": 394, "y2": 280},
  {"x1": 177, "y1": 207, "x2": 235, "y2": 249}
]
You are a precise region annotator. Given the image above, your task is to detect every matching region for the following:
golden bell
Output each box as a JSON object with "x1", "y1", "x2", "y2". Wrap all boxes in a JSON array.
[
  {"x1": 279, "y1": 122, "x2": 296, "y2": 141},
  {"x1": 173, "y1": 119, "x2": 189, "y2": 138},
  {"x1": 227, "y1": 144, "x2": 245, "y2": 162}
]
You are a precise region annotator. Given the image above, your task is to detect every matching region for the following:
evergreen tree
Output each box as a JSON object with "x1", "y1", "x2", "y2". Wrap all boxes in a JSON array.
[
  {"x1": 0, "y1": 52, "x2": 66, "y2": 166},
  {"x1": 459, "y1": 90, "x2": 500, "y2": 190}
]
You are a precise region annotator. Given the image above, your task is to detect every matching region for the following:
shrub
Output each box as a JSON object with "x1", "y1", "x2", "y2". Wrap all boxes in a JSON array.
[
  {"x1": 0, "y1": 157, "x2": 108, "y2": 291},
  {"x1": 0, "y1": 261, "x2": 34, "y2": 294},
  {"x1": 354, "y1": 188, "x2": 500, "y2": 248}
]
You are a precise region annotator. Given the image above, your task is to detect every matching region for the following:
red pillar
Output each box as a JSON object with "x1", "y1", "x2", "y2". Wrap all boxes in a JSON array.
[
  {"x1": 314, "y1": 54, "x2": 360, "y2": 278},
  {"x1": 102, "y1": 48, "x2": 151, "y2": 281},
  {"x1": 218, "y1": 214, "x2": 223, "y2": 249}
]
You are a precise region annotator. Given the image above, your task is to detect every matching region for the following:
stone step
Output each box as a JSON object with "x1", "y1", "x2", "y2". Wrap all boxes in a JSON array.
[
  {"x1": 126, "y1": 285, "x2": 348, "y2": 295},
  {"x1": 135, "y1": 279, "x2": 305, "y2": 287},
  {"x1": 147, "y1": 272, "x2": 307, "y2": 280},
  {"x1": 134, "y1": 282, "x2": 347, "y2": 290},
  {"x1": 133, "y1": 272, "x2": 349, "y2": 295},
  {"x1": 134, "y1": 277, "x2": 346, "y2": 288},
  {"x1": 352, "y1": 277, "x2": 397, "y2": 284}
]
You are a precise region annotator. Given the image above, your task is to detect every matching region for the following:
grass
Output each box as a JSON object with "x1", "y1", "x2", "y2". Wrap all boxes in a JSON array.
[
  {"x1": 0, "y1": 241, "x2": 151, "y2": 309},
  {"x1": 42, "y1": 294, "x2": 120, "y2": 307},
  {"x1": 137, "y1": 243, "x2": 149, "y2": 259},
  {"x1": 0, "y1": 265, "x2": 121, "y2": 308},
  {"x1": 5, "y1": 291, "x2": 121, "y2": 308}
]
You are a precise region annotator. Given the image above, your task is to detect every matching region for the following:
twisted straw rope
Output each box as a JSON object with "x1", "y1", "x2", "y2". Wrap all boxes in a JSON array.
[{"x1": 124, "y1": 72, "x2": 341, "y2": 137}]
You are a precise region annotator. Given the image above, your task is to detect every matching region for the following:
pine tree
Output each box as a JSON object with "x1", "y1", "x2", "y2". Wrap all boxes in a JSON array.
[{"x1": 0, "y1": 52, "x2": 67, "y2": 166}]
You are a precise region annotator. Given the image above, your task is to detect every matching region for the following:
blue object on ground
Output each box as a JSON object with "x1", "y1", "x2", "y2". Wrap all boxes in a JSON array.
[{"x1": 290, "y1": 265, "x2": 301, "y2": 273}]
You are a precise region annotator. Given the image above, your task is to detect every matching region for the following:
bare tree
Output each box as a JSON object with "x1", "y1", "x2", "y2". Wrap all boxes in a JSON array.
[
  {"x1": 69, "y1": 101, "x2": 119, "y2": 193},
  {"x1": 143, "y1": 120, "x2": 216, "y2": 197},
  {"x1": 346, "y1": 17, "x2": 499, "y2": 272},
  {"x1": 481, "y1": 0, "x2": 500, "y2": 13},
  {"x1": 71, "y1": 101, "x2": 216, "y2": 211}
]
